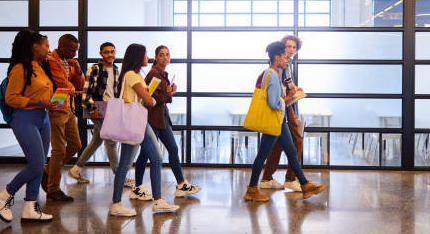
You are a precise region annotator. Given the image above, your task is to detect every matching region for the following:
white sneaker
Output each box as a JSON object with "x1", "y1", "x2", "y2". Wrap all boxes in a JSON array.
[
  {"x1": 0, "y1": 189, "x2": 13, "y2": 223},
  {"x1": 260, "y1": 179, "x2": 284, "y2": 189},
  {"x1": 21, "y1": 201, "x2": 53, "y2": 223},
  {"x1": 152, "y1": 199, "x2": 179, "y2": 213},
  {"x1": 109, "y1": 202, "x2": 137, "y2": 217},
  {"x1": 284, "y1": 179, "x2": 302, "y2": 192},
  {"x1": 129, "y1": 185, "x2": 153, "y2": 201},
  {"x1": 68, "y1": 165, "x2": 89, "y2": 184},
  {"x1": 124, "y1": 178, "x2": 135, "y2": 188},
  {"x1": 175, "y1": 180, "x2": 201, "y2": 197}
]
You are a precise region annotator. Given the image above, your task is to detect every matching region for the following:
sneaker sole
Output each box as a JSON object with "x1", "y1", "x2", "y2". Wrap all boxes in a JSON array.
[
  {"x1": 129, "y1": 195, "x2": 153, "y2": 201},
  {"x1": 0, "y1": 214, "x2": 12, "y2": 223},
  {"x1": 284, "y1": 186, "x2": 302, "y2": 192},
  {"x1": 260, "y1": 185, "x2": 284, "y2": 190},
  {"x1": 109, "y1": 212, "x2": 137, "y2": 217},
  {"x1": 175, "y1": 187, "x2": 201, "y2": 197},
  {"x1": 21, "y1": 218, "x2": 53, "y2": 223},
  {"x1": 152, "y1": 207, "x2": 179, "y2": 213}
]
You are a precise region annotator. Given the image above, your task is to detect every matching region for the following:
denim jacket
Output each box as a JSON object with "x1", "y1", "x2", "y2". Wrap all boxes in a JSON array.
[{"x1": 260, "y1": 68, "x2": 286, "y2": 121}]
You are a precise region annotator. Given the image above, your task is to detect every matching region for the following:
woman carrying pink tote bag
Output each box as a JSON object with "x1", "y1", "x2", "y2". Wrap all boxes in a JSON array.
[{"x1": 100, "y1": 73, "x2": 147, "y2": 145}]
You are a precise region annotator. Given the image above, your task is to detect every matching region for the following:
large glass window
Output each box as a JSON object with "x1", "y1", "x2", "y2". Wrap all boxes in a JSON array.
[
  {"x1": 192, "y1": 64, "x2": 267, "y2": 93},
  {"x1": 0, "y1": 129, "x2": 23, "y2": 157},
  {"x1": 192, "y1": 31, "x2": 293, "y2": 59},
  {"x1": 415, "y1": 100, "x2": 430, "y2": 129},
  {"x1": 299, "y1": 64, "x2": 402, "y2": 94},
  {"x1": 188, "y1": 0, "x2": 295, "y2": 27},
  {"x1": 298, "y1": 98, "x2": 402, "y2": 128},
  {"x1": 0, "y1": 1, "x2": 28, "y2": 27},
  {"x1": 416, "y1": 0, "x2": 430, "y2": 27},
  {"x1": 88, "y1": 32, "x2": 187, "y2": 59},
  {"x1": 89, "y1": 0, "x2": 179, "y2": 27},
  {"x1": 299, "y1": 32, "x2": 402, "y2": 60},
  {"x1": 192, "y1": 97, "x2": 251, "y2": 126},
  {"x1": 40, "y1": 0, "x2": 78, "y2": 26},
  {"x1": 415, "y1": 65, "x2": 430, "y2": 94},
  {"x1": 416, "y1": 33, "x2": 430, "y2": 60},
  {"x1": 0, "y1": 32, "x2": 19, "y2": 59}
]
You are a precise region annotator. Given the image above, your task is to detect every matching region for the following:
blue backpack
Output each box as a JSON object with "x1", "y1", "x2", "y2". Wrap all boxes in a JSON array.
[{"x1": 0, "y1": 77, "x2": 27, "y2": 123}]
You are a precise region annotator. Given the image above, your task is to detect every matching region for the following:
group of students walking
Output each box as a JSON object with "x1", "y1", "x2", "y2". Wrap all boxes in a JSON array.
[{"x1": 0, "y1": 30, "x2": 325, "y2": 223}]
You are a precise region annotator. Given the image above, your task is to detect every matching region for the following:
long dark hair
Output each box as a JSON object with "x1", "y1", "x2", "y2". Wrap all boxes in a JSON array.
[
  {"x1": 117, "y1": 43, "x2": 146, "y2": 96},
  {"x1": 153, "y1": 45, "x2": 168, "y2": 66},
  {"x1": 7, "y1": 30, "x2": 51, "y2": 87}
]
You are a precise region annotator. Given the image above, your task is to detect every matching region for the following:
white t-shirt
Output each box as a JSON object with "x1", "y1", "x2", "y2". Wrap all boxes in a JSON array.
[{"x1": 103, "y1": 67, "x2": 115, "y2": 101}]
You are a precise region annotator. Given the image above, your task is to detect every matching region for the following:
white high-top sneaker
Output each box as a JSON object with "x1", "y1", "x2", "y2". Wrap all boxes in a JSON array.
[
  {"x1": 152, "y1": 199, "x2": 179, "y2": 213},
  {"x1": 21, "y1": 201, "x2": 53, "y2": 222},
  {"x1": 109, "y1": 202, "x2": 136, "y2": 217},
  {"x1": 0, "y1": 189, "x2": 13, "y2": 223},
  {"x1": 129, "y1": 185, "x2": 153, "y2": 201}
]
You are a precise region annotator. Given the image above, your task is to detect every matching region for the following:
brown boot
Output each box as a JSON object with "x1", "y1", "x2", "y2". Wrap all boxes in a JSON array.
[
  {"x1": 301, "y1": 182, "x2": 326, "y2": 199},
  {"x1": 243, "y1": 186, "x2": 269, "y2": 202}
]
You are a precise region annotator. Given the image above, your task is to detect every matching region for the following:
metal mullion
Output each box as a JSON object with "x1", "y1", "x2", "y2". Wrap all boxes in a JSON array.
[
  {"x1": 415, "y1": 27, "x2": 430, "y2": 32},
  {"x1": 296, "y1": 27, "x2": 404, "y2": 32},
  {"x1": 86, "y1": 58, "x2": 189, "y2": 63},
  {"x1": 186, "y1": 0, "x2": 192, "y2": 165},
  {"x1": 415, "y1": 95, "x2": 430, "y2": 99},
  {"x1": 0, "y1": 27, "x2": 29, "y2": 32},
  {"x1": 305, "y1": 93, "x2": 403, "y2": 99},
  {"x1": 298, "y1": 59, "x2": 403, "y2": 64},
  {"x1": 305, "y1": 127, "x2": 402, "y2": 133},
  {"x1": 38, "y1": 27, "x2": 79, "y2": 31},
  {"x1": 188, "y1": 92, "x2": 402, "y2": 99},
  {"x1": 86, "y1": 26, "x2": 187, "y2": 32},
  {"x1": 415, "y1": 60, "x2": 430, "y2": 64},
  {"x1": 402, "y1": 0, "x2": 415, "y2": 169},
  {"x1": 28, "y1": 0, "x2": 39, "y2": 31},
  {"x1": 190, "y1": 26, "x2": 295, "y2": 31},
  {"x1": 77, "y1": 0, "x2": 88, "y2": 156}
]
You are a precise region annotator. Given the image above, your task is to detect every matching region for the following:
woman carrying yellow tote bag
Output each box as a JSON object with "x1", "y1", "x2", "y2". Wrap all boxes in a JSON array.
[
  {"x1": 244, "y1": 70, "x2": 283, "y2": 136},
  {"x1": 243, "y1": 41, "x2": 326, "y2": 202}
]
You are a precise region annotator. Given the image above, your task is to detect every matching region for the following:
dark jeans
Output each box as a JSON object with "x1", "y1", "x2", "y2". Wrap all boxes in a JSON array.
[
  {"x1": 7, "y1": 109, "x2": 50, "y2": 201},
  {"x1": 135, "y1": 118, "x2": 184, "y2": 185},
  {"x1": 249, "y1": 121, "x2": 307, "y2": 187},
  {"x1": 113, "y1": 125, "x2": 162, "y2": 202}
]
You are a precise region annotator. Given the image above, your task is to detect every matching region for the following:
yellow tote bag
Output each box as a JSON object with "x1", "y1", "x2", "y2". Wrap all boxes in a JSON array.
[{"x1": 243, "y1": 70, "x2": 283, "y2": 136}]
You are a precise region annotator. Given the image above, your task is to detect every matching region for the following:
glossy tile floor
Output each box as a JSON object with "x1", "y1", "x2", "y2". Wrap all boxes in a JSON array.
[{"x1": 0, "y1": 165, "x2": 429, "y2": 233}]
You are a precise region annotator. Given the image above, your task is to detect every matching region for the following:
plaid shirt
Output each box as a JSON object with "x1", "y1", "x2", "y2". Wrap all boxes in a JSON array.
[{"x1": 82, "y1": 63, "x2": 119, "y2": 112}]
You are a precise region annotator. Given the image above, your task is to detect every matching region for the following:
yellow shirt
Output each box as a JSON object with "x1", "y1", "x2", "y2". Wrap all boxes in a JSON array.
[
  {"x1": 6, "y1": 62, "x2": 54, "y2": 110},
  {"x1": 122, "y1": 71, "x2": 147, "y2": 104}
]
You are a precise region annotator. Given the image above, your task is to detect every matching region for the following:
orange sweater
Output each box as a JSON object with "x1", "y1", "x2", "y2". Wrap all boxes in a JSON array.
[
  {"x1": 5, "y1": 61, "x2": 54, "y2": 110},
  {"x1": 47, "y1": 50, "x2": 85, "y2": 112}
]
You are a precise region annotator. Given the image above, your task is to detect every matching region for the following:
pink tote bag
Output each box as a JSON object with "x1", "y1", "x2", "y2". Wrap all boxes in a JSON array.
[{"x1": 100, "y1": 77, "x2": 147, "y2": 145}]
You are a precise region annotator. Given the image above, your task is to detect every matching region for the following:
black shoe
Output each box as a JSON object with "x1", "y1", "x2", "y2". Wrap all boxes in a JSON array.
[
  {"x1": 41, "y1": 170, "x2": 48, "y2": 193},
  {"x1": 47, "y1": 190, "x2": 74, "y2": 202}
]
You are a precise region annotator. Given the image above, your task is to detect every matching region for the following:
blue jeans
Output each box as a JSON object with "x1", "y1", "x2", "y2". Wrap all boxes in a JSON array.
[
  {"x1": 136, "y1": 119, "x2": 184, "y2": 185},
  {"x1": 112, "y1": 125, "x2": 162, "y2": 202},
  {"x1": 249, "y1": 121, "x2": 307, "y2": 187},
  {"x1": 135, "y1": 125, "x2": 162, "y2": 199},
  {"x1": 7, "y1": 109, "x2": 50, "y2": 201}
]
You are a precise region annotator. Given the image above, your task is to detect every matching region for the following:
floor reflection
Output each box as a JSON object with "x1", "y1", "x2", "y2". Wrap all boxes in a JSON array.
[{"x1": 0, "y1": 166, "x2": 429, "y2": 233}]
